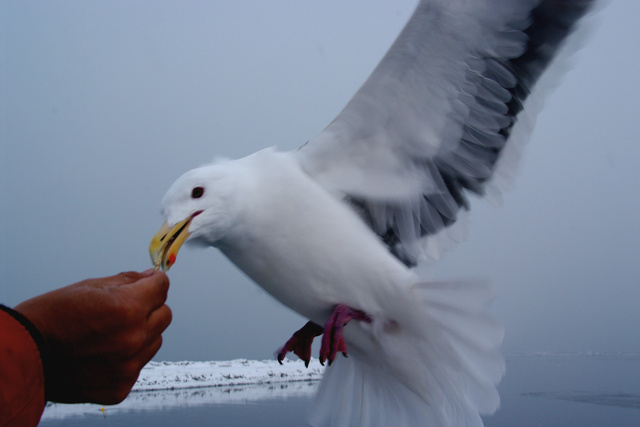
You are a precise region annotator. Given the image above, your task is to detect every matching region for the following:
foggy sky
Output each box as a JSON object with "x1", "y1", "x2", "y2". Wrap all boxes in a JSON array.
[{"x1": 1, "y1": 1, "x2": 639, "y2": 362}]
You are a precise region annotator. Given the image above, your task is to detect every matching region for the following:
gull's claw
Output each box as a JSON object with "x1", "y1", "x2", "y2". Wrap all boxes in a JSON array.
[
  {"x1": 319, "y1": 304, "x2": 371, "y2": 366},
  {"x1": 277, "y1": 321, "x2": 323, "y2": 367}
]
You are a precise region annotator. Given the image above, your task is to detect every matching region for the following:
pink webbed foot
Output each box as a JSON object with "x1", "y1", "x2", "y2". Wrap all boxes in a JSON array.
[
  {"x1": 277, "y1": 321, "x2": 324, "y2": 367},
  {"x1": 320, "y1": 304, "x2": 371, "y2": 366}
]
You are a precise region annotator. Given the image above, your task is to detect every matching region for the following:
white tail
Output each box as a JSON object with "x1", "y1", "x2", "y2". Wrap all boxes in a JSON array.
[{"x1": 309, "y1": 280, "x2": 505, "y2": 427}]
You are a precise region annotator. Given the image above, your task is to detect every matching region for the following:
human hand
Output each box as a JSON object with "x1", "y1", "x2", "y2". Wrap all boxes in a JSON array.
[{"x1": 14, "y1": 269, "x2": 171, "y2": 404}]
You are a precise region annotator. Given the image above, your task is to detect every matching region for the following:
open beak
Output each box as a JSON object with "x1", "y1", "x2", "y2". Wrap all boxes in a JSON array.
[{"x1": 149, "y1": 211, "x2": 202, "y2": 271}]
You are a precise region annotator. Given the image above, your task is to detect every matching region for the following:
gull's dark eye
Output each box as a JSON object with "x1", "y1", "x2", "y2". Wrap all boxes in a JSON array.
[{"x1": 191, "y1": 186, "x2": 204, "y2": 199}]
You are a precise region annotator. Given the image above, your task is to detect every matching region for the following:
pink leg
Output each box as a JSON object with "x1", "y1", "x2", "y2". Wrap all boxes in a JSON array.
[
  {"x1": 319, "y1": 304, "x2": 371, "y2": 366},
  {"x1": 277, "y1": 321, "x2": 324, "y2": 367}
]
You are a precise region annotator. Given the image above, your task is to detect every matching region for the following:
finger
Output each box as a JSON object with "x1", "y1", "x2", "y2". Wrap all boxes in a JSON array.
[
  {"x1": 134, "y1": 336, "x2": 164, "y2": 373},
  {"x1": 81, "y1": 270, "x2": 153, "y2": 289},
  {"x1": 85, "y1": 335, "x2": 162, "y2": 404},
  {"x1": 83, "y1": 370, "x2": 141, "y2": 405},
  {"x1": 146, "y1": 304, "x2": 173, "y2": 338},
  {"x1": 145, "y1": 336, "x2": 163, "y2": 364},
  {"x1": 124, "y1": 271, "x2": 170, "y2": 313}
]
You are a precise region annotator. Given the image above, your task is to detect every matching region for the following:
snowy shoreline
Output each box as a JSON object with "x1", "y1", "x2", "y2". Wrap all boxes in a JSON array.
[
  {"x1": 41, "y1": 358, "x2": 324, "y2": 421},
  {"x1": 133, "y1": 358, "x2": 324, "y2": 392}
]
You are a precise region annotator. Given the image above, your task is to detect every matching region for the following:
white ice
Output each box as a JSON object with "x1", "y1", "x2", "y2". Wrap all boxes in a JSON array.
[{"x1": 41, "y1": 358, "x2": 323, "y2": 420}]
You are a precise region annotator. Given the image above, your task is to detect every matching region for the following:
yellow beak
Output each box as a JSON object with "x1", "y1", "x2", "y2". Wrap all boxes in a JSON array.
[{"x1": 149, "y1": 216, "x2": 194, "y2": 272}]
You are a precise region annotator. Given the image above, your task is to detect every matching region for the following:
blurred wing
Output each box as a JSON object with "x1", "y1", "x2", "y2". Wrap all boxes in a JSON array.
[{"x1": 296, "y1": 0, "x2": 596, "y2": 266}]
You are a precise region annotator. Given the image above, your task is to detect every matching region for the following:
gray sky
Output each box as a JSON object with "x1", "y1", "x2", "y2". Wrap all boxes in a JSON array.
[{"x1": 1, "y1": 1, "x2": 639, "y2": 362}]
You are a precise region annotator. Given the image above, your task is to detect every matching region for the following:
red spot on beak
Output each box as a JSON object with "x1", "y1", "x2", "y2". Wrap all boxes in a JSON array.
[{"x1": 167, "y1": 253, "x2": 177, "y2": 266}]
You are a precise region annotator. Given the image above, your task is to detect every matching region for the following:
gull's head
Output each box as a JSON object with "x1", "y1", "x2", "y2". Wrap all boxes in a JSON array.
[{"x1": 149, "y1": 161, "x2": 239, "y2": 271}]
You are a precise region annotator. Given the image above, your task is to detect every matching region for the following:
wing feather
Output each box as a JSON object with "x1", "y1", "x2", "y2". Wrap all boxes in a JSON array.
[{"x1": 297, "y1": 0, "x2": 597, "y2": 266}]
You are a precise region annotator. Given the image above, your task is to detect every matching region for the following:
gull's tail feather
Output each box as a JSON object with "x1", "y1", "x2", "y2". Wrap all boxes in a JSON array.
[{"x1": 309, "y1": 280, "x2": 505, "y2": 427}]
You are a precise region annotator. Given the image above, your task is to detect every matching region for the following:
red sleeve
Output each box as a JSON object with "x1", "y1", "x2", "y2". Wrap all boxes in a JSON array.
[{"x1": 0, "y1": 305, "x2": 46, "y2": 427}]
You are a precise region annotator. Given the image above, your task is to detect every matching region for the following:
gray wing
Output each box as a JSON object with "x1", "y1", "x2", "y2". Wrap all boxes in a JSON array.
[{"x1": 296, "y1": 0, "x2": 597, "y2": 266}]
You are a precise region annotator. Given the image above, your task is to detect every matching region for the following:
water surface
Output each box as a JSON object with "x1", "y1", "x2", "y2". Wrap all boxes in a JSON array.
[{"x1": 41, "y1": 353, "x2": 640, "y2": 426}]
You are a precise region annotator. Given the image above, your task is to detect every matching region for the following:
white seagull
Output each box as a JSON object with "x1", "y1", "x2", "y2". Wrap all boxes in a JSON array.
[{"x1": 150, "y1": 1, "x2": 597, "y2": 425}]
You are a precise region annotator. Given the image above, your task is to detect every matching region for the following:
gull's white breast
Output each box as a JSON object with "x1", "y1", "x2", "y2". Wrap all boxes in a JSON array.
[{"x1": 215, "y1": 148, "x2": 416, "y2": 325}]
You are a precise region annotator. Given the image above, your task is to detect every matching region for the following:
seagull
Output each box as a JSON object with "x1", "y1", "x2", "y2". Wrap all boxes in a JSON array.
[{"x1": 149, "y1": 1, "x2": 597, "y2": 425}]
